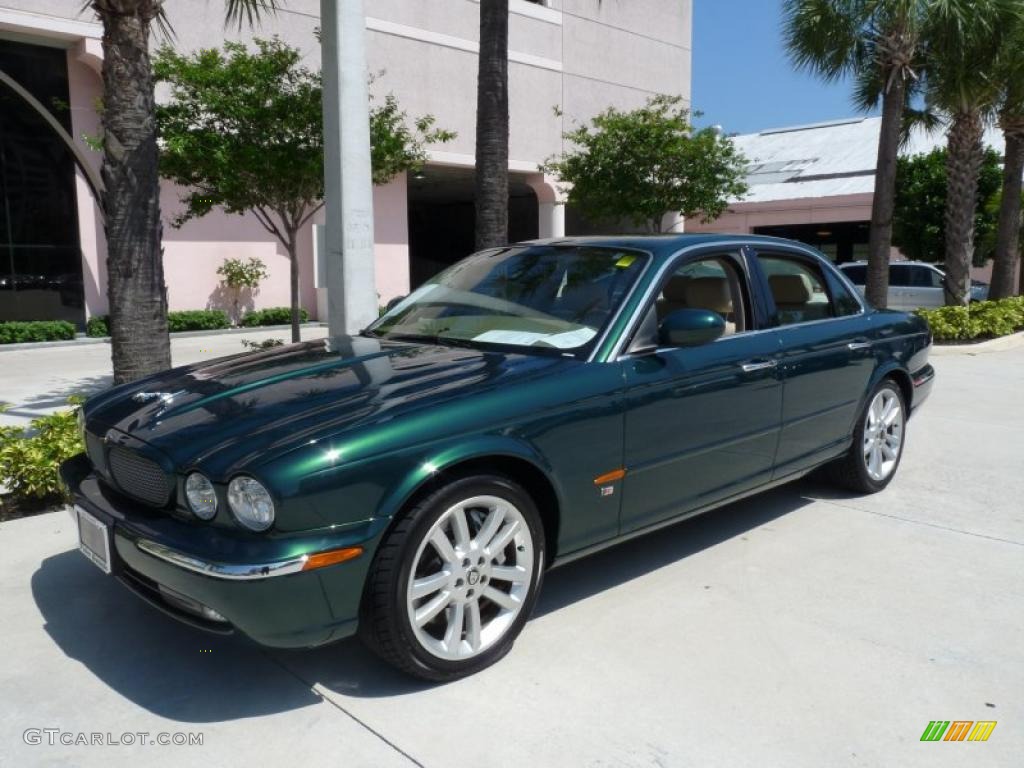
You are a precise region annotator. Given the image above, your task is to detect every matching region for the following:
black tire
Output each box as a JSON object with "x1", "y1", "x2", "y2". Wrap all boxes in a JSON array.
[
  {"x1": 359, "y1": 474, "x2": 546, "y2": 681},
  {"x1": 827, "y1": 378, "x2": 907, "y2": 494}
]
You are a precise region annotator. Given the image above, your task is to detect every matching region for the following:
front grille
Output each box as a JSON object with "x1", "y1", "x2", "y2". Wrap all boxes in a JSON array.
[{"x1": 108, "y1": 446, "x2": 172, "y2": 507}]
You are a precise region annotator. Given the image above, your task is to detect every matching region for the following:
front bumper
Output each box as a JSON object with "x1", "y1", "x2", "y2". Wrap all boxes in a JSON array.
[{"x1": 60, "y1": 454, "x2": 382, "y2": 648}]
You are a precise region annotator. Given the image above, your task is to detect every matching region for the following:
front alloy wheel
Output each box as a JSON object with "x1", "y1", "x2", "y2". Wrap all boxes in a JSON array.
[
  {"x1": 361, "y1": 475, "x2": 545, "y2": 681},
  {"x1": 407, "y1": 495, "x2": 534, "y2": 661}
]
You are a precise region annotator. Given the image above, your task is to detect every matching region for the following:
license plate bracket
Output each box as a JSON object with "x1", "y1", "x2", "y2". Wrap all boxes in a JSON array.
[{"x1": 76, "y1": 505, "x2": 111, "y2": 574}]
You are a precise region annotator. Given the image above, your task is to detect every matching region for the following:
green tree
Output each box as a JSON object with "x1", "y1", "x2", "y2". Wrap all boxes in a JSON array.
[
  {"x1": 540, "y1": 96, "x2": 747, "y2": 233},
  {"x1": 784, "y1": 0, "x2": 933, "y2": 309},
  {"x1": 88, "y1": 0, "x2": 279, "y2": 384},
  {"x1": 475, "y1": 0, "x2": 509, "y2": 250},
  {"x1": 991, "y1": 16, "x2": 1024, "y2": 299},
  {"x1": 155, "y1": 39, "x2": 454, "y2": 343},
  {"x1": 893, "y1": 148, "x2": 1003, "y2": 265},
  {"x1": 921, "y1": 0, "x2": 1022, "y2": 305}
]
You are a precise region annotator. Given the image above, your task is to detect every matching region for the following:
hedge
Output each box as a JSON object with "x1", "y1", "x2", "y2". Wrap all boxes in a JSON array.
[
  {"x1": 0, "y1": 321, "x2": 76, "y2": 344},
  {"x1": 915, "y1": 296, "x2": 1024, "y2": 342},
  {"x1": 240, "y1": 306, "x2": 309, "y2": 327},
  {"x1": 86, "y1": 310, "x2": 230, "y2": 337}
]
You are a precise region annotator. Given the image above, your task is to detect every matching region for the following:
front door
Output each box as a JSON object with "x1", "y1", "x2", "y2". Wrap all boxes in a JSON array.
[{"x1": 619, "y1": 251, "x2": 783, "y2": 534}]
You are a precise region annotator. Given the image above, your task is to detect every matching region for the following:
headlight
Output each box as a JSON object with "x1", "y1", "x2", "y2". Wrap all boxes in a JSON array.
[
  {"x1": 185, "y1": 472, "x2": 218, "y2": 520},
  {"x1": 227, "y1": 476, "x2": 275, "y2": 531}
]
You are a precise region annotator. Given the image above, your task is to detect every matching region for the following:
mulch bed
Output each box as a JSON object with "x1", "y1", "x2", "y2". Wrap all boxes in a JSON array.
[{"x1": 0, "y1": 494, "x2": 63, "y2": 522}]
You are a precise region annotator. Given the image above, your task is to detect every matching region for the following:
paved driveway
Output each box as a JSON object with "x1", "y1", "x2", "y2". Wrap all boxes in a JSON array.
[{"x1": 1, "y1": 344, "x2": 1022, "y2": 767}]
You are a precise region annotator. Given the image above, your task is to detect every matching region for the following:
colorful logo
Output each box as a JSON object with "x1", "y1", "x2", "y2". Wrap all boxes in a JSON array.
[{"x1": 920, "y1": 721, "x2": 997, "y2": 742}]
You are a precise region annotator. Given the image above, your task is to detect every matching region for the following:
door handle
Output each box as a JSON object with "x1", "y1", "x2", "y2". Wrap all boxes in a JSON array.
[
  {"x1": 847, "y1": 340, "x2": 872, "y2": 351},
  {"x1": 740, "y1": 359, "x2": 778, "y2": 373}
]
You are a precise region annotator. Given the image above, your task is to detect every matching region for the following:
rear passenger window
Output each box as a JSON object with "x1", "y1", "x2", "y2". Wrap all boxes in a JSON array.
[
  {"x1": 889, "y1": 265, "x2": 912, "y2": 287},
  {"x1": 758, "y1": 254, "x2": 835, "y2": 326},
  {"x1": 908, "y1": 266, "x2": 942, "y2": 288}
]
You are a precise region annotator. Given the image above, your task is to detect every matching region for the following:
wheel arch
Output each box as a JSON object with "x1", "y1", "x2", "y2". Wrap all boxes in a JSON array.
[{"x1": 376, "y1": 439, "x2": 564, "y2": 563}]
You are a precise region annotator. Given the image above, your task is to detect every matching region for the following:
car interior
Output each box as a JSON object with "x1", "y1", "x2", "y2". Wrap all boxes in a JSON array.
[
  {"x1": 655, "y1": 257, "x2": 747, "y2": 334},
  {"x1": 759, "y1": 255, "x2": 833, "y2": 325}
]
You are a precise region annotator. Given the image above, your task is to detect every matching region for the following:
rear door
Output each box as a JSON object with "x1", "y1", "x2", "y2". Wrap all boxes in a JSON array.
[{"x1": 752, "y1": 248, "x2": 875, "y2": 477}]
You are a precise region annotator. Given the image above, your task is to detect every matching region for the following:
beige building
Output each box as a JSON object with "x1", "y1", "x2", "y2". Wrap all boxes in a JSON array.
[{"x1": 0, "y1": 1, "x2": 692, "y2": 327}]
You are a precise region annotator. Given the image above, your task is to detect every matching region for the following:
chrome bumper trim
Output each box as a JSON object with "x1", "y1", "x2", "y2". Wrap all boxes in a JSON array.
[{"x1": 136, "y1": 539, "x2": 308, "y2": 580}]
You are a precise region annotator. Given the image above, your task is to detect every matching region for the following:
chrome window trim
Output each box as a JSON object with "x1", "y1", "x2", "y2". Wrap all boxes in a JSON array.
[{"x1": 137, "y1": 538, "x2": 308, "y2": 580}]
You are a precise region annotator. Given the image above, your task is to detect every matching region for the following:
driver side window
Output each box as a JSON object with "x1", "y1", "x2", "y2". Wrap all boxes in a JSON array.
[{"x1": 655, "y1": 255, "x2": 749, "y2": 335}]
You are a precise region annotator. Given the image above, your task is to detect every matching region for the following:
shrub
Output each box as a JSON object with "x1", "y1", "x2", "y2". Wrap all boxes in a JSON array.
[
  {"x1": 0, "y1": 321, "x2": 76, "y2": 344},
  {"x1": 86, "y1": 310, "x2": 230, "y2": 335},
  {"x1": 86, "y1": 315, "x2": 109, "y2": 337},
  {"x1": 240, "y1": 306, "x2": 309, "y2": 327},
  {"x1": 0, "y1": 398, "x2": 84, "y2": 503},
  {"x1": 916, "y1": 296, "x2": 1024, "y2": 342},
  {"x1": 167, "y1": 309, "x2": 230, "y2": 332}
]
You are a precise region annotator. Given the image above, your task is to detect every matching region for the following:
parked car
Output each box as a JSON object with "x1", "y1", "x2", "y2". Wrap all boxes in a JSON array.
[
  {"x1": 62, "y1": 235, "x2": 934, "y2": 680},
  {"x1": 838, "y1": 260, "x2": 989, "y2": 309}
]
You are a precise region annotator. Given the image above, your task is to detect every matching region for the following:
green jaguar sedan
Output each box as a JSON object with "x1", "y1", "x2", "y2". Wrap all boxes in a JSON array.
[{"x1": 61, "y1": 234, "x2": 934, "y2": 680}]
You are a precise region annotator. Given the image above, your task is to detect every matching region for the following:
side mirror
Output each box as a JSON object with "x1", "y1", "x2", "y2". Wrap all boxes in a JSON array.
[
  {"x1": 659, "y1": 308, "x2": 725, "y2": 348},
  {"x1": 384, "y1": 295, "x2": 406, "y2": 313}
]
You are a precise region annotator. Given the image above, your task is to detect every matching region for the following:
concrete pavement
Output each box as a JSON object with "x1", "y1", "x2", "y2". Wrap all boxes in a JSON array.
[{"x1": 1, "y1": 344, "x2": 1022, "y2": 767}]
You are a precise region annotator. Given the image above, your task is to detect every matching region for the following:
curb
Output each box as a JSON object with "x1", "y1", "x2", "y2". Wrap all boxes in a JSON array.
[
  {"x1": 0, "y1": 323, "x2": 328, "y2": 352},
  {"x1": 930, "y1": 330, "x2": 1024, "y2": 355}
]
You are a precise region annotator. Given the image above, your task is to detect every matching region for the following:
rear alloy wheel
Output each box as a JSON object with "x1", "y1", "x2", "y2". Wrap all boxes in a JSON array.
[
  {"x1": 361, "y1": 476, "x2": 545, "y2": 681},
  {"x1": 828, "y1": 379, "x2": 906, "y2": 493}
]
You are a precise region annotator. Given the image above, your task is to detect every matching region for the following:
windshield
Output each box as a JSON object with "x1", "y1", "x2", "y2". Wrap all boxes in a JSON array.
[{"x1": 367, "y1": 245, "x2": 649, "y2": 357}]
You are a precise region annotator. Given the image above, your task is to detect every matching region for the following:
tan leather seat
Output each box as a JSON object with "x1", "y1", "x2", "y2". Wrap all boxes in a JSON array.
[
  {"x1": 768, "y1": 273, "x2": 813, "y2": 323},
  {"x1": 684, "y1": 277, "x2": 735, "y2": 335}
]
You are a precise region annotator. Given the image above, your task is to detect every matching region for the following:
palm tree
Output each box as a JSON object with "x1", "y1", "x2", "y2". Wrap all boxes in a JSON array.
[
  {"x1": 921, "y1": 0, "x2": 1020, "y2": 305},
  {"x1": 89, "y1": 1, "x2": 278, "y2": 383},
  {"x1": 784, "y1": 0, "x2": 928, "y2": 309},
  {"x1": 989, "y1": 19, "x2": 1024, "y2": 299},
  {"x1": 474, "y1": 0, "x2": 509, "y2": 250}
]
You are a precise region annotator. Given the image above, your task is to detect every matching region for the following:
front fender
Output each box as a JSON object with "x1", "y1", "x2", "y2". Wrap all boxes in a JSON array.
[{"x1": 374, "y1": 434, "x2": 564, "y2": 523}]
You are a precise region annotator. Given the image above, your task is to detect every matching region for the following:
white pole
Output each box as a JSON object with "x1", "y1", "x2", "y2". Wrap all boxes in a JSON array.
[{"x1": 321, "y1": 0, "x2": 378, "y2": 336}]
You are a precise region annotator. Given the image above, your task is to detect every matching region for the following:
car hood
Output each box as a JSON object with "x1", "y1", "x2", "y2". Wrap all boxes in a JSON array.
[{"x1": 85, "y1": 335, "x2": 570, "y2": 475}]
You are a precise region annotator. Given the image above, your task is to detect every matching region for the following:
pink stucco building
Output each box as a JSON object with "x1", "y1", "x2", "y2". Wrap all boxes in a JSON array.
[{"x1": 0, "y1": 1, "x2": 693, "y2": 329}]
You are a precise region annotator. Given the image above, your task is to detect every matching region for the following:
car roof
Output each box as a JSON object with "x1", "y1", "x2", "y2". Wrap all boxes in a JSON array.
[{"x1": 518, "y1": 233, "x2": 821, "y2": 264}]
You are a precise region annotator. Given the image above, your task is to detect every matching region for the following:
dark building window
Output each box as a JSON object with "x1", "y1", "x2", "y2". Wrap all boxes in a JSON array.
[
  {"x1": 0, "y1": 39, "x2": 84, "y2": 327},
  {"x1": 752, "y1": 221, "x2": 869, "y2": 264}
]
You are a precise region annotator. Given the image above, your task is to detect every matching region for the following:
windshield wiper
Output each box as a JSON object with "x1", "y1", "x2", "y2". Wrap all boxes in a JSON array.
[{"x1": 383, "y1": 333, "x2": 476, "y2": 349}]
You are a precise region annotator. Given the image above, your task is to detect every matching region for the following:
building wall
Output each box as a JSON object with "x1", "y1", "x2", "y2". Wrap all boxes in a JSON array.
[{"x1": 0, "y1": 1, "x2": 692, "y2": 322}]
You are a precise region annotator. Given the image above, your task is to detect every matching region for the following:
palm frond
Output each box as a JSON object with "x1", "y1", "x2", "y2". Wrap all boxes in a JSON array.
[{"x1": 224, "y1": 0, "x2": 280, "y2": 30}]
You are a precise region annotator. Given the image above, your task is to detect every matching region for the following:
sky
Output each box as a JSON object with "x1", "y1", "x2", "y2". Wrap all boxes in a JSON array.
[{"x1": 691, "y1": 0, "x2": 879, "y2": 135}]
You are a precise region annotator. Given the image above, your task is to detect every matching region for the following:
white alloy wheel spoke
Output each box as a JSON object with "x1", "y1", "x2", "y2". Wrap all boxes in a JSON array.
[
  {"x1": 443, "y1": 601, "x2": 465, "y2": 651},
  {"x1": 415, "y1": 590, "x2": 452, "y2": 627},
  {"x1": 411, "y1": 571, "x2": 449, "y2": 600},
  {"x1": 429, "y1": 528, "x2": 458, "y2": 566},
  {"x1": 490, "y1": 564, "x2": 528, "y2": 584},
  {"x1": 482, "y1": 585, "x2": 519, "y2": 611},
  {"x1": 465, "y1": 601, "x2": 482, "y2": 651}
]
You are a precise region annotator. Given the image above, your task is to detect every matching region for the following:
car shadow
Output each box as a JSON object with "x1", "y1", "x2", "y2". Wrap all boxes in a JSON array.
[{"x1": 31, "y1": 478, "x2": 821, "y2": 718}]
